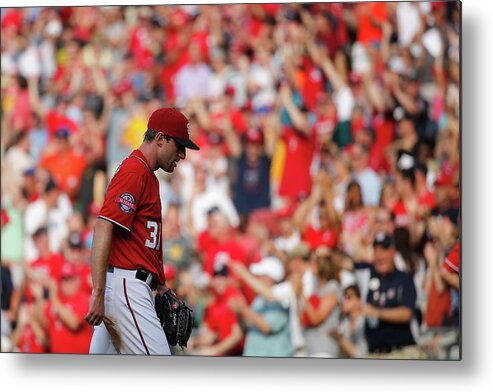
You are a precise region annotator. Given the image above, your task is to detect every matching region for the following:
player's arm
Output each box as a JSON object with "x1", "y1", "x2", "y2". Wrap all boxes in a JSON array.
[{"x1": 85, "y1": 218, "x2": 114, "y2": 326}]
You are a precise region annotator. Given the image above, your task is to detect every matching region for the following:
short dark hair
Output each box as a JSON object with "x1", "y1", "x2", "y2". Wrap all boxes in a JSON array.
[
  {"x1": 143, "y1": 129, "x2": 157, "y2": 142},
  {"x1": 399, "y1": 169, "x2": 416, "y2": 187},
  {"x1": 344, "y1": 284, "x2": 361, "y2": 298}
]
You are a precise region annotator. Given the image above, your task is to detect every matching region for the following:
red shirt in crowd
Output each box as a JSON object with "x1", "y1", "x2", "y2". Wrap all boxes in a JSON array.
[
  {"x1": 203, "y1": 239, "x2": 248, "y2": 278},
  {"x1": 44, "y1": 109, "x2": 79, "y2": 139},
  {"x1": 129, "y1": 24, "x2": 154, "y2": 70},
  {"x1": 44, "y1": 290, "x2": 92, "y2": 354},
  {"x1": 299, "y1": 58, "x2": 325, "y2": 112},
  {"x1": 24, "y1": 253, "x2": 66, "y2": 303},
  {"x1": 16, "y1": 325, "x2": 47, "y2": 353},
  {"x1": 203, "y1": 285, "x2": 244, "y2": 356},
  {"x1": 443, "y1": 242, "x2": 460, "y2": 275},
  {"x1": 303, "y1": 225, "x2": 338, "y2": 250},
  {"x1": 278, "y1": 126, "x2": 316, "y2": 202},
  {"x1": 424, "y1": 280, "x2": 451, "y2": 327},
  {"x1": 424, "y1": 242, "x2": 460, "y2": 327},
  {"x1": 74, "y1": 262, "x2": 92, "y2": 295},
  {"x1": 98, "y1": 149, "x2": 166, "y2": 284}
]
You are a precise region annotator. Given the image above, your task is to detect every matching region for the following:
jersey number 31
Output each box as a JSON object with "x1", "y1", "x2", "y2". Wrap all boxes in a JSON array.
[{"x1": 145, "y1": 220, "x2": 161, "y2": 250}]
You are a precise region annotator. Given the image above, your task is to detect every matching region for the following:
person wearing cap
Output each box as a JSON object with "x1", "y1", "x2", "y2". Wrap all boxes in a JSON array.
[
  {"x1": 39, "y1": 126, "x2": 87, "y2": 201},
  {"x1": 231, "y1": 242, "x2": 313, "y2": 356},
  {"x1": 228, "y1": 126, "x2": 273, "y2": 219},
  {"x1": 363, "y1": 231, "x2": 423, "y2": 359},
  {"x1": 37, "y1": 263, "x2": 93, "y2": 353},
  {"x1": 228, "y1": 257, "x2": 294, "y2": 357},
  {"x1": 64, "y1": 232, "x2": 92, "y2": 296},
  {"x1": 25, "y1": 226, "x2": 66, "y2": 299},
  {"x1": 85, "y1": 108, "x2": 199, "y2": 355},
  {"x1": 191, "y1": 262, "x2": 244, "y2": 356}
]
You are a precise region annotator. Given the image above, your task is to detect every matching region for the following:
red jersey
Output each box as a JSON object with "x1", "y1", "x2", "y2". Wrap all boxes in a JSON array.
[
  {"x1": 45, "y1": 290, "x2": 92, "y2": 354},
  {"x1": 99, "y1": 150, "x2": 165, "y2": 284}
]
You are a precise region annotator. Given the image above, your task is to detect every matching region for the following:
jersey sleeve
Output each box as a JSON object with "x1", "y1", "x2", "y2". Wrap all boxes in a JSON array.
[
  {"x1": 443, "y1": 242, "x2": 460, "y2": 274},
  {"x1": 98, "y1": 170, "x2": 145, "y2": 232}
]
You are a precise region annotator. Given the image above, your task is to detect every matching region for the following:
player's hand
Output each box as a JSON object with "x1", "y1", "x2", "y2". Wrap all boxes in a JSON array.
[{"x1": 85, "y1": 291, "x2": 105, "y2": 326}]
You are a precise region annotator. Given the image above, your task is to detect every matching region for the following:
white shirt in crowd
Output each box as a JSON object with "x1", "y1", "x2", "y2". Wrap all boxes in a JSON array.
[{"x1": 24, "y1": 193, "x2": 73, "y2": 262}]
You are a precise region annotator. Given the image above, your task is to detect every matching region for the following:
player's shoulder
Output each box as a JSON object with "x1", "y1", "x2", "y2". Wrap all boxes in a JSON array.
[
  {"x1": 121, "y1": 155, "x2": 150, "y2": 173},
  {"x1": 111, "y1": 156, "x2": 149, "y2": 181}
]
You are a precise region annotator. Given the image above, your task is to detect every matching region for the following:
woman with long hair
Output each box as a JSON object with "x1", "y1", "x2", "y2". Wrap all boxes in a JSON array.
[{"x1": 301, "y1": 246, "x2": 342, "y2": 357}]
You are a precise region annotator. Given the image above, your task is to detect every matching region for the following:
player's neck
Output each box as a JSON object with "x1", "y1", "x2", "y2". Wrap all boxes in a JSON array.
[{"x1": 138, "y1": 143, "x2": 157, "y2": 171}]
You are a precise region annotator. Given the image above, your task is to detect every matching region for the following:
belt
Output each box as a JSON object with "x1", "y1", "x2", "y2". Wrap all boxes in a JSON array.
[{"x1": 109, "y1": 266, "x2": 158, "y2": 291}]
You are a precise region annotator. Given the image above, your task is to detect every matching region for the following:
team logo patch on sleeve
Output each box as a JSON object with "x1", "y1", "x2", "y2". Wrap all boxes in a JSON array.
[{"x1": 115, "y1": 192, "x2": 136, "y2": 213}]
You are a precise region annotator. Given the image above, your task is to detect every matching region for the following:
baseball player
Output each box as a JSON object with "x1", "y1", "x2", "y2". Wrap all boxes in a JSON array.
[{"x1": 85, "y1": 108, "x2": 199, "y2": 355}]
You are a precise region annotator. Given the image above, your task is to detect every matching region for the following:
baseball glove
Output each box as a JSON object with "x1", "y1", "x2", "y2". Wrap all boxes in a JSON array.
[{"x1": 154, "y1": 289, "x2": 193, "y2": 349}]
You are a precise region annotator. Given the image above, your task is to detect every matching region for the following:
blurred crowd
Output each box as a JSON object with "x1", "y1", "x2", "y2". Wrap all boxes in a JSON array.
[{"x1": 1, "y1": 2, "x2": 460, "y2": 359}]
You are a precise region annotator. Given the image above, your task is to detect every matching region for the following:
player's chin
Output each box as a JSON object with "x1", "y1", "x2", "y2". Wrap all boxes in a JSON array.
[{"x1": 164, "y1": 163, "x2": 177, "y2": 173}]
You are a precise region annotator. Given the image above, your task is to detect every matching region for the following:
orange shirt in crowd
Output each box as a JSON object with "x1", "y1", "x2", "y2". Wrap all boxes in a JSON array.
[
  {"x1": 355, "y1": 2, "x2": 388, "y2": 45},
  {"x1": 39, "y1": 149, "x2": 86, "y2": 197}
]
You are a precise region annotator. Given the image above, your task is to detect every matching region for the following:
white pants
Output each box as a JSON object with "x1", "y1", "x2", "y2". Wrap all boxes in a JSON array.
[{"x1": 106, "y1": 268, "x2": 170, "y2": 355}]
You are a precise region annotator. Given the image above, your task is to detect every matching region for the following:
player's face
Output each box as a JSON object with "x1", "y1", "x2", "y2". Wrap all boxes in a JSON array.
[{"x1": 158, "y1": 136, "x2": 186, "y2": 173}]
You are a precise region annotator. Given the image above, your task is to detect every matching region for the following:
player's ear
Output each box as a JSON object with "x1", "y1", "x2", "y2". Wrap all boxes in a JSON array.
[{"x1": 156, "y1": 132, "x2": 166, "y2": 146}]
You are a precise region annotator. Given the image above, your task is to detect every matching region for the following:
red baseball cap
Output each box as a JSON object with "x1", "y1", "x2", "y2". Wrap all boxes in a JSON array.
[
  {"x1": 147, "y1": 108, "x2": 200, "y2": 150},
  {"x1": 61, "y1": 262, "x2": 78, "y2": 279},
  {"x1": 244, "y1": 128, "x2": 264, "y2": 145}
]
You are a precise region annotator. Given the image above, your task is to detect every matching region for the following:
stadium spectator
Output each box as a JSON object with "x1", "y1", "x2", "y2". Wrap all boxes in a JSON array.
[
  {"x1": 190, "y1": 263, "x2": 244, "y2": 356},
  {"x1": 301, "y1": 246, "x2": 342, "y2": 357},
  {"x1": 363, "y1": 232, "x2": 424, "y2": 359},
  {"x1": 232, "y1": 242, "x2": 313, "y2": 356},
  {"x1": 330, "y1": 284, "x2": 367, "y2": 358},
  {"x1": 36, "y1": 263, "x2": 92, "y2": 353},
  {"x1": 23, "y1": 178, "x2": 72, "y2": 262},
  {"x1": 229, "y1": 256, "x2": 293, "y2": 357}
]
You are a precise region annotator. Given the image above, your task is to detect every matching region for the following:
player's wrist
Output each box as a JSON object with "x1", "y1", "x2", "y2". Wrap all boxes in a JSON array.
[{"x1": 91, "y1": 288, "x2": 105, "y2": 296}]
